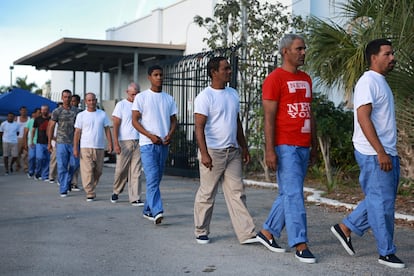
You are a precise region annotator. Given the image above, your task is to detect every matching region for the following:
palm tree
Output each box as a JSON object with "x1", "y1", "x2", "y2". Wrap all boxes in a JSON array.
[
  {"x1": 15, "y1": 76, "x2": 38, "y2": 92},
  {"x1": 305, "y1": 0, "x2": 414, "y2": 179}
]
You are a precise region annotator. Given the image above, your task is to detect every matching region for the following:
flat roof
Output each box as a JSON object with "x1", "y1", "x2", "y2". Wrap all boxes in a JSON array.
[{"x1": 14, "y1": 37, "x2": 186, "y2": 72}]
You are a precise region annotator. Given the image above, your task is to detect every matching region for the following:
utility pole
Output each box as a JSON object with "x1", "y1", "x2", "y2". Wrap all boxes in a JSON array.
[{"x1": 9, "y1": 65, "x2": 14, "y2": 89}]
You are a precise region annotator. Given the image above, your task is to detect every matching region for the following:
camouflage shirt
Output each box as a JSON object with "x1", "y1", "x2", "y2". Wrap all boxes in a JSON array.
[{"x1": 51, "y1": 106, "x2": 81, "y2": 144}]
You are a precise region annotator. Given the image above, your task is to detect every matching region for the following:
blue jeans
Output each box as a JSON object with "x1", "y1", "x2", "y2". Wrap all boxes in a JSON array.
[
  {"x1": 263, "y1": 145, "x2": 310, "y2": 247},
  {"x1": 56, "y1": 143, "x2": 80, "y2": 194},
  {"x1": 28, "y1": 145, "x2": 36, "y2": 176},
  {"x1": 140, "y1": 144, "x2": 168, "y2": 216},
  {"x1": 343, "y1": 150, "x2": 400, "y2": 256},
  {"x1": 35, "y1": 144, "x2": 50, "y2": 179}
]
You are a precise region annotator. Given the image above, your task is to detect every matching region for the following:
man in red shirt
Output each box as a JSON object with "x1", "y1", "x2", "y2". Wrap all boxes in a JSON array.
[{"x1": 257, "y1": 34, "x2": 317, "y2": 264}]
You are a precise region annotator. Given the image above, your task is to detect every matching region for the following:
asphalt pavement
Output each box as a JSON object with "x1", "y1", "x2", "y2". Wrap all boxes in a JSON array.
[{"x1": 0, "y1": 164, "x2": 413, "y2": 276}]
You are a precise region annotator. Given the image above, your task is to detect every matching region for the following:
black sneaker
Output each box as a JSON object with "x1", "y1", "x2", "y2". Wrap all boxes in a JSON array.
[
  {"x1": 196, "y1": 235, "x2": 210, "y2": 244},
  {"x1": 295, "y1": 248, "x2": 317, "y2": 264},
  {"x1": 131, "y1": 200, "x2": 144, "y2": 207},
  {"x1": 86, "y1": 197, "x2": 95, "y2": 202},
  {"x1": 111, "y1": 193, "x2": 118, "y2": 203},
  {"x1": 378, "y1": 254, "x2": 405, "y2": 268},
  {"x1": 143, "y1": 213, "x2": 154, "y2": 221},
  {"x1": 256, "y1": 231, "x2": 286, "y2": 253},
  {"x1": 331, "y1": 224, "x2": 355, "y2": 256},
  {"x1": 71, "y1": 185, "x2": 81, "y2": 192},
  {"x1": 154, "y1": 213, "x2": 163, "y2": 225}
]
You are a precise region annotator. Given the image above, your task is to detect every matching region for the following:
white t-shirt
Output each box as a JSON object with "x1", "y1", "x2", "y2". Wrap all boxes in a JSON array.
[
  {"x1": 74, "y1": 109, "x2": 110, "y2": 149},
  {"x1": 0, "y1": 121, "x2": 20, "y2": 143},
  {"x1": 194, "y1": 86, "x2": 240, "y2": 149},
  {"x1": 352, "y1": 70, "x2": 397, "y2": 156},
  {"x1": 131, "y1": 89, "x2": 177, "y2": 146},
  {"x1": 112, "y1": 99, "x2": 139, "y2": 141},
  {"x1": 16, "y1": 116, "x2": 29, "y2": 138}
]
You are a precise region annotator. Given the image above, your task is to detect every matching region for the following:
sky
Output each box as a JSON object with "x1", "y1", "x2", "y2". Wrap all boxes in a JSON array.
[{"x1": 0, "y1": 0, "x2": 178, "y2": 89}]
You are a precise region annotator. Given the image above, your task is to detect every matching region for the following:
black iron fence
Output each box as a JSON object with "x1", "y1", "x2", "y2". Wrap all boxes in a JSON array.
[{"x1": 160, "y1": 48, "x2": 274, "y2": 178}]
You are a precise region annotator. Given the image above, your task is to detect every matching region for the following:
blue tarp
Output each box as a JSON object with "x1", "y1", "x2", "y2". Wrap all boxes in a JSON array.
[{"x1": 0, "y1": 88, "x2": 57, "y2": 116}]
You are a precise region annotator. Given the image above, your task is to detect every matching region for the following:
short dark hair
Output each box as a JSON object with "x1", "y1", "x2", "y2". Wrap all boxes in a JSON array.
[
  {"x1": 71, "y1": 94, "x2": 81, "y2": 102},
  {"x1": 148, "y1": 65, "x2": 163, "y2": 75},
  {"x1": 61, "y1": 89, "x2": 72, "y2": 96},
  {"x1": 365, "y1": 39, "x2": 392, "y2": 66},
  {"x1": 33, "y1": 108, "x2": 41, "y2": 113},
  {"x1": 207, "y1": 56, "x2": 227, "y2": 78},
  {"x1": 19, "y1": 106, "x2": 27, "y2": 110}
]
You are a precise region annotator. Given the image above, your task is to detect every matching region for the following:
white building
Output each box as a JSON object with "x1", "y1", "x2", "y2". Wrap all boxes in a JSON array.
[{"x1": 49, "y1": 0, "x2": 346, "y2": 103}]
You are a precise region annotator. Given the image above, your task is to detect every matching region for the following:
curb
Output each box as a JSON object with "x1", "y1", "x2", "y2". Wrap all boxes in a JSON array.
[{"x1": 243, "y1": 179, "x2": 414, "y2": 222}]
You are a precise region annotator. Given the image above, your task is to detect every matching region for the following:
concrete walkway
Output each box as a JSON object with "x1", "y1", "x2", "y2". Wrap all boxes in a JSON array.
[{"x1": 0, "y1": 165, "x2": 412, "y2": 275}]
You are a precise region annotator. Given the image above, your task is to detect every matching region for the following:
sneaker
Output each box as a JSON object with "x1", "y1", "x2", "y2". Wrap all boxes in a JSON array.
[
  {"x1": 44, "y1": 178, "x2": 49, "y2": 182},
  {"x1": 111, "y1": 194, "x2": 118, "y2": 203},
  {"x1": 241, "y1": 236, "x2": 259, "y2": 244},
  {"x1": 378, "y1": 254, "x2": 405, "y2": 268},
  {"x1": 5, "y1": 171, "x2": 9, "y2": 176},
  {"x1": 60, "y1": 193, "x2": 68, "y2": 198},
  {"x1": 331, "y1": 224, "x2": 355, "y2": 256},
  {"x1": 154, "y1": 213, "x2": 163, "y2": 225},
  {"x1": 196, "y1": 235, "x2": 210, "y2": 244},
  {"x1": 71, "y1": 186, "x2": 81, "y2": 192},
  {"x1": 27, "y1": 173, "x2": 33, "y2": 179},
  {"x1": 131, "y1": 200, "x2": 144, "y2": 207},
  {"x1": 35, "y1": 175, "x2": 42, "y2": 181},
  {"x1": 143, "y1": 213, "x2": 155, "y2": 221},
  {"x1": 86, "y1": 197, "x2": 95, "y2": 202},
  {"x1": 256, "y1": 231, "x2": 286, "y2": 253},
  {"x1": 49, "y1": 179, "x2": 55, "y2": 183},
  {"x1": 295, "y1": 249, "x2": 317, "y2": 264}
]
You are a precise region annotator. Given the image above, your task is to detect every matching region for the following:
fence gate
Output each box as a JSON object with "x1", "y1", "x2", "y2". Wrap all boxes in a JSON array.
[{"x1": 160, "y1": 49, "x2": 238, "y2": 178}]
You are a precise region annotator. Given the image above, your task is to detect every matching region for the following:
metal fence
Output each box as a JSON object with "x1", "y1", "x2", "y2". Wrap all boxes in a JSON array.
[
  {"x1": 160, "y1": 49, "x2": 238, "y2": 177},
  {"x1": 160, "y1": 47, "x2": 275, "y2": 178}
]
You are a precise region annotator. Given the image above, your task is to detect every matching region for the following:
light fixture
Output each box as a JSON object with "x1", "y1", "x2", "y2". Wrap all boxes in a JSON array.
[
  {"x1": 49, "y1": 62, "x2": 59, "y2": 68},
  {"x1": 61, "y1": 57, "x2": 72, "y2": 64},
  {"x1": 75, "y1": 52, "x2": 88, "y2": 59},
  {"x1": 142, "y1": 56, "x2": 156, "y2": 62}
]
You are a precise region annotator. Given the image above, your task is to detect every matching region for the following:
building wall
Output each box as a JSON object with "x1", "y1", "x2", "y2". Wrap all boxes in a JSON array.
[{"x1": 51, "y1": 0, "x2": 347, "y2": 103}]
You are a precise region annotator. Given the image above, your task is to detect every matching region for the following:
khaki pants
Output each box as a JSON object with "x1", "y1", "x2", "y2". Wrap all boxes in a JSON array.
[
  {"x1": 71, "y1": 169, "x2": 80, "y2": 186},
  {"x1": 80, "y1": 148, "x2": 104, "y2": 198},
  {"x1": 49, "y1": 146, "x2": 57, "y2": 180},
  {"x1": 113, "y1": 140, "x2": 142, "y2": 202},
  {"x1": 16, "y1": 138, "x2": 28, "y2": 172},
  {"x1": 194, "y1": 148, "x2": 256, "y2": 243}
]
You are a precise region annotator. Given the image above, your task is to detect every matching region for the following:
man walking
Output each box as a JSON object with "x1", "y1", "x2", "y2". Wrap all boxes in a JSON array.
[
  {"x1": 48, "y1": 90, "x2": 81, "y2": 197},
  {"x1": 111, "y1": 82, "x2": 144, "y2": 206},
  {"x1": 132, "y1": 65, "x2": 177, "y2": 225},
  {"x1": 32, "y1": 105, "x2": 50, "y2": 181},
  {"x1": 330, "y1": 39, "x2": 405, "y2": 269},
  {"x1": 0, "y1": 112, "x2": 20, "y2": 175},
  {"x1": 73, "y1": 93, "x2": 113, "y2": 202},
  {"x1": 193, "y1": 56, "x2": 258, "y2": 245},
  {"x1": 24, "y1": 108, "x2": 41, "y2": 178},
  {"x1": 257, "y1": 34, "x2": 317, "y2": 264}
]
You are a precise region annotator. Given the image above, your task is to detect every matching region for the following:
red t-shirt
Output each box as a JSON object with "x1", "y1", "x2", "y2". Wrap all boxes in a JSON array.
[{"x1": 262, "y1": 67, "x2": 312, "y2": 147}]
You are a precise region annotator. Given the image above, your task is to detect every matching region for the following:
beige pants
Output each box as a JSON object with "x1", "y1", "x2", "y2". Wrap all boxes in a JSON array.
[
  {"x1": 194, "y1": 148, "x2": 256, "y2": 243},
  {"x1": 16, "y1": 138, "x2": 28, "y2": 172},
  {"x1": 112, "y1": 140, "x2": 143, "y2": 202},
  {"x1": 49, "y1": 146, "x2": 57, "y2": 180},
  {"x1": 80, "y1": 148, "x2": 104, "y2": 198},
  {"x1": 71, "y1": 169, "x2": 80, "y2": 186}
]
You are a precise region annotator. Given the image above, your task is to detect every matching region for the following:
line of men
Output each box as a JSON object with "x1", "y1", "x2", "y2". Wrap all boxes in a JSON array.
[{"x1": 0, "y1": 34, "x2": 405, "y2": 269}]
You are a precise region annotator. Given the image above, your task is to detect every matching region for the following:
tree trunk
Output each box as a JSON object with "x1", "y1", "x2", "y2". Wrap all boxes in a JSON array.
[{"x1": 318, "y1": 136, "x2": 333, "y2": 187}]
